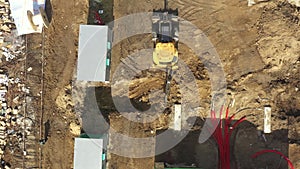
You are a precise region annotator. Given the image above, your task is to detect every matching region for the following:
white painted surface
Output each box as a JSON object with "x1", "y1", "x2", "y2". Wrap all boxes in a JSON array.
[
  {"x1": 264, "y1": 106, "x2": 271, "y2": 133},
  {"x1": 8, "y1": 0, "x2": 46, "y2": 35},
  {"x1": 174, "y1": 104, "x2": 182, "y2": 131},
  {"x1": 74, "y1": 138, "x2": 103, "y2": 169},
  {"x1": 77, "y1": 25, "x2": 108, "y2": 82}
]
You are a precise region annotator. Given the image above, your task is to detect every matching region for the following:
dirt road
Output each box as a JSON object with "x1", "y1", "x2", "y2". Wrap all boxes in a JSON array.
[{"x1": 41, "y1": 0, "x2": 88, "y2": 168}]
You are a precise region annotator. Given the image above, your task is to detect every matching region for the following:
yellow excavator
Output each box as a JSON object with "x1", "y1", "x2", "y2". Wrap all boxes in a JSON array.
[{"x1": 152, "y1": 0, "x2": 179, "y2": 102}]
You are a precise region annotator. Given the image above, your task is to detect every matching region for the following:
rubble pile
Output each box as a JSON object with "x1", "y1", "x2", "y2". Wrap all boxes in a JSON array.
[
  {"x1": 0, "y1": 0, "x2": 25, "y2": 63},
  {"x1": 0, "y1": 1, "x2": 42, "y2": 167},
  {"x1": 0, "y1": 69, "x2": 32, "y2": 167},
  {"x1": 248, "y1": 0, "x2": 300, "y2": 7},
  {"x1": 0, "y1": 69, "x2": 8, "y2": 112},
  {"x1": 0, "y1": 0, "x2": 30, "y2": 162},
  {"x1": 288, "y1": 0, "x2": 300, "y2": 7},
  {"x1": 0, "y1": 0, "x2": 14, "y2": 33}
]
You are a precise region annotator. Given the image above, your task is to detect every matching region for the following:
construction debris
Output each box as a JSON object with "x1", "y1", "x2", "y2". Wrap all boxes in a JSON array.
[
  {"x1": 0, "y1": 30, "x2": 25, "y2": 62},
  {"x1": 0, "y1": 0, "x2": 14, "y2": 35},
  {"x1": 248, "y1": 0, "x2": 300, "y2": 7},
  {"x1": 0, "y1": 70, "x2": 7, "y2": 102},
  {"x1": 0, "y1": 0, "x2": 25, "y2": 63},
  {"x1": 0, "y1": 2, "x2": 34, "y2": 167},
  {"x1": 0, "y1": 89, "x2": 32, "y2": 166},
  {"x1": 288, "y1": 0, "x2": 300, "y2": 7}
]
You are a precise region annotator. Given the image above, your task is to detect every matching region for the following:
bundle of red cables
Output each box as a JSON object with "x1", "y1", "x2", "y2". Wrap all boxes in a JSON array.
[
  {"x1": 210, "y1": 105, "x2": 246, "y2": 169},
  {"x1": 210, "y1": 105, "x2": 294, "y2": 169}
]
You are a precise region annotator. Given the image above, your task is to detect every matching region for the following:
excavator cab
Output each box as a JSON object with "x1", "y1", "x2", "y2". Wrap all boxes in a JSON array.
[{"x1": 152, "y1": 0, "x2": 179, "y2": 70}]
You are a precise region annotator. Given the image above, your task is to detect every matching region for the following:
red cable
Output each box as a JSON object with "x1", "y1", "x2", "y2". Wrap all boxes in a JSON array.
[
  {"x1": 211, "y1": 106, "x2": 248, "y2": 169},
  {"x1": 229, "y1": 116, "x2": 246, "y2": 136},
  {"x1": 94, "y1": 11, "x2": 105, "y2": 25},
  {"x1": 225, "y1": 106, "x2": 229, "y2": 119},
  {"x1": 252, "y1": 149, "x2": 294, "y2": 169},
  {"x1": 225, "y1": 113, "x2": 231, "y2": 169}
]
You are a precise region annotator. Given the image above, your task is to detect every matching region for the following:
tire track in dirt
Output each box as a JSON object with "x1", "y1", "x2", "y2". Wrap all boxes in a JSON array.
[{"x1": 172, "y1": 0, "x2": 225, "y2": 20}]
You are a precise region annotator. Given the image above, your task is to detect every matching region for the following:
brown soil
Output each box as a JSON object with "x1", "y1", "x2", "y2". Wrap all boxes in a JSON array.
[
  {"x1": 7, "y1": 0, "x2": 299, "y2": 168},
  {"x1": 108, "y1": 0, "x2": 300, "y2": 168},
  {"x1": 40, "y1": 0, "x2": 89, "y2": 169}
]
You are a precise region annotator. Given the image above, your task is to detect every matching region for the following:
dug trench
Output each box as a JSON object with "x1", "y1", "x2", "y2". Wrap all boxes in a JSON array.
[{"x1": 84, "y1": 83, "x2": 290, "y2": 169}]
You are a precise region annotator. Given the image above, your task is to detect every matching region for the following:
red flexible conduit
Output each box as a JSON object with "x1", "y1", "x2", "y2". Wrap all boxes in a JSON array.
[
  {"x1": 210, "y1": 106, "x2": 246, "y2": 169},
  {"x1": 252, "y1": 149, "x2": 295, "y2": 169},
  {"x1": 210, "y1": 105, "x2": 295, "y2": 169}
]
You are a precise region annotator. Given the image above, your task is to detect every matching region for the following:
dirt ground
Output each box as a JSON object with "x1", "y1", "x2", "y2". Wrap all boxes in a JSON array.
[
  {"x1": 40, "y1": 0, "x2": 89, "y2": 168},
  {"x1": 109, "y1": 0, "x2": 300, "y2": 168},
  {"x1": 20, "y1": 0, "x2": 300, "y2": 168}
]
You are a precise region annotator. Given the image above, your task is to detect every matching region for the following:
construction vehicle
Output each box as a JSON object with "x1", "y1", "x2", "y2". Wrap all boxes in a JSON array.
[{"x1": 152, "y1": 0, "x2": 179, "y2": 102}]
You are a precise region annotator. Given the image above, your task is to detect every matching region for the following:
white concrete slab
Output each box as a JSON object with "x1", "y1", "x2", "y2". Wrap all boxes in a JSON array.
[
  {"x1": 77, "y1": 25, "x2": 109, "y2": 82},
  {"x1": 74, "y1": 138, "x2": 103, "y2": 169}
]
